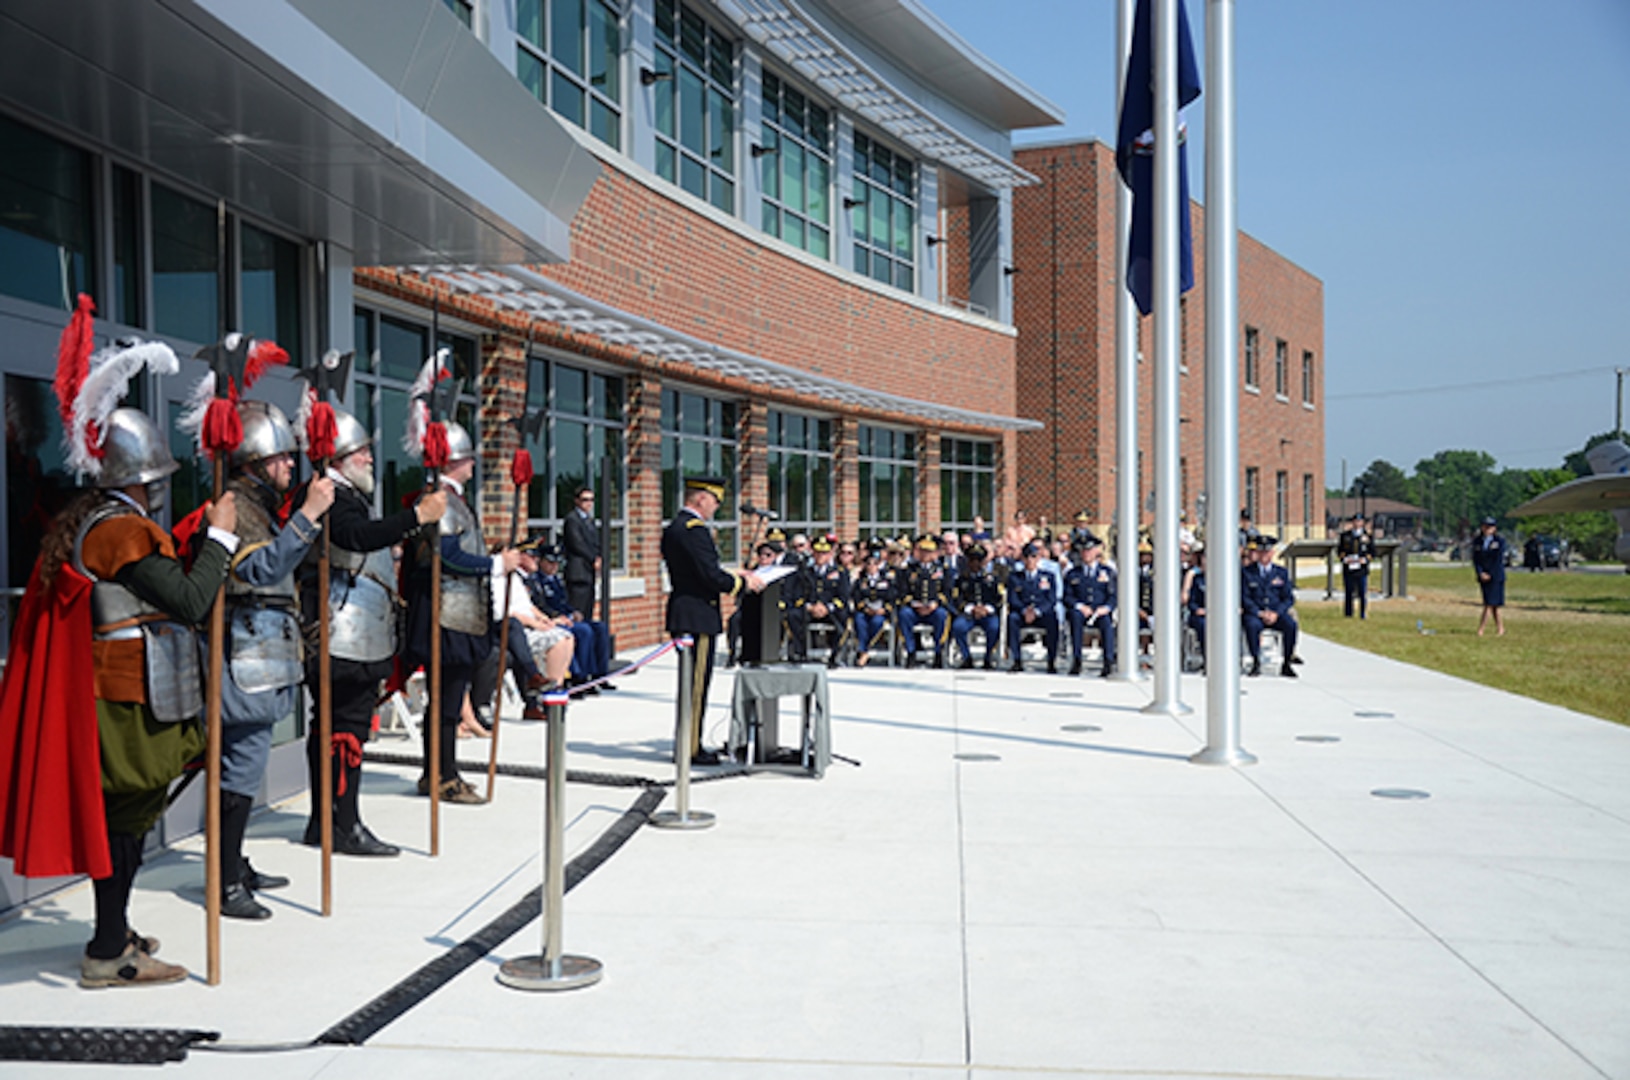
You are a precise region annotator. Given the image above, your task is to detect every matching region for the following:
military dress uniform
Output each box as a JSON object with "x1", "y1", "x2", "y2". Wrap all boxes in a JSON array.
[
  {"x1": 897, "y1": 540, "x2": 951, "y2": 667},
  {"x1": 661, "y1": 477, "x2": 747, "y2": 763},
  {"x1": 852, "y1": 561, "x2": 895, "y2": 664},
  {"x1": 1241, "y1": 540, "x2": 1299, "y2": 677},
  {"x1": 950, "y1": 554, "x2": 1003, "y2": 668},
  {"x1": 803, "y1": 543, "x2": 852, "y2": 666},
  {"x1": 1007, "y1": 554, "x2": 1061, "y2": 672},
  {"x1": 1338, "y1": 520, "x2": 1376, "y2": 619},
  {"x1": 1063, "y1": 547, "x2": 1117, "y2": 676},
  {"x1": 1184, "y1": 561, "x2": 1207, "y2": 662},
  {"x1": 531, "y1": 554, "x2": 614, "y2": 689},
  {"x1": 779, "y1": 547, "x2": 812, "y2": 661}
]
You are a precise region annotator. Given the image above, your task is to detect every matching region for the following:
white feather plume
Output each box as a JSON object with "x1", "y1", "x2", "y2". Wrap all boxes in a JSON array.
[
  {"x1": 400, "y1": 348, "x2": 449, "y2": 456},
  {"x1": 293, "y1": 382, "x2": 318, "y2": 453},
  {"x1": 65, "y1": 340, "x2": 181, "y2": 479},
  {"x1": 174, "y1": 370, "x2": 218, "y2": 455}
]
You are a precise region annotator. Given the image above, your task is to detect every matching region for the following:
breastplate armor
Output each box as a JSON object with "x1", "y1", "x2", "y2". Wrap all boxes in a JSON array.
[
  {"x1": 225, "y1": 481, "x2": 297, "y2": 605},
  {"x1": 436, "y1": 489, "x2": 489, "y2": 635},
  {"x1": 327, "y1": 543, "x2": 400, "y2": 663},
  {"x1": 74, "y1": 500, "x2": 202, "y2": 722}
]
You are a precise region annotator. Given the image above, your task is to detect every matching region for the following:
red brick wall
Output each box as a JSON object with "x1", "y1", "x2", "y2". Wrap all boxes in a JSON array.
[
  {"x1": 355, "y1": 155, "x2": 1029, "y2": 649},
  {"x1": 1011, "y1": 140, "x2": 1325, "y2": 544}
]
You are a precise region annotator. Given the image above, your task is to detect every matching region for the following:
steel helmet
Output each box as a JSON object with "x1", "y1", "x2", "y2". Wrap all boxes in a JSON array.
[
  {"x1": 231, "y1": 400, "x2": 297, "y2": 469},
  {"x1": 444, "y1": 421, "x2": 474, "y2": 463},
  {"x1": 329, "y1": 406, "x2": 372, "y2": 462},
  {"x1": 97, "y1": 408, "x2": 180, "y2": 488}
]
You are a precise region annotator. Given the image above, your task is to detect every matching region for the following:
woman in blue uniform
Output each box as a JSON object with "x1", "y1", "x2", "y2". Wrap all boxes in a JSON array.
[{"x1": 1471, "y1": 516, "x2": 1507, "y2": 636}]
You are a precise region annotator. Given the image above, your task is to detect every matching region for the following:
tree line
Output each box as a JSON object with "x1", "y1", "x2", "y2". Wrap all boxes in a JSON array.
[{"x1": 1331, "y1": 433, "x2": 1622, "y2": 560}]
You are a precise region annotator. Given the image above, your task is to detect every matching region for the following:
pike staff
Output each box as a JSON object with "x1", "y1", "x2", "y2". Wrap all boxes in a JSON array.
[{"x1": 486, "y1": 388, "x2": 544, "y2": 802}]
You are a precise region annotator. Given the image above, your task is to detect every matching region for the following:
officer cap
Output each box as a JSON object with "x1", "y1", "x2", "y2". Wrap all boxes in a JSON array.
[
  {"x1": 1021, "y1": 541, "x2": 1042, "y2": 558},
  {"x1": 968, "y1": 543, "x2": 988, "y2": 560},
  {"x1": 683, "y1": 474, "x2": 727, "y2": 500},
  {"x1": 1073, "y1": 510, "x2": 1091, "y2": 524},
  {"x1": 516, "y1": 535, "x2": 543, "y2": 554},
  {"x1": 916, "y1": 534, "x2": 939, "y2": 550},
  {"x1": 1480, "y1": 515, "x2": 1497, "y2": 527},
  {"x1": 537, "y1": 543, "x2": 563, "y2": 562},
  {"x1": 812, "y1": 537, "x2": 833, "y2": 552},
  {"x1": 1138, "y1": 542, "x2": 1154, "y2": 555},
  {"x1": 1253, "y1": 534, "x2": 1278, "y2": 549},
  {"x1": 765, "y1": 527, "x2": 787, "y2": 544}
]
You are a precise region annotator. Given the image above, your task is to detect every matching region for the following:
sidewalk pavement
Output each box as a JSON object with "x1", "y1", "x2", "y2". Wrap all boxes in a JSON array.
[{"x1": 1, "y1": 632, "x2": 1627, "y2": 1079}]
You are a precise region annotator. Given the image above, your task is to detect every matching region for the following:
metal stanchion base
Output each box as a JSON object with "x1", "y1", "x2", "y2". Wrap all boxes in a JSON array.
[
  {"x1": 1189, "y1": 745, "x2": 1258, "y2": 767},
  {"x1": 648, "y1": 809, "x2": 716, "y2": 830},
  {"x1": 497, "y1": 954, "x2": 603, "y2": 991},
  {"x1": 1140, "y1": 700, "x2": 1194, "y2": 716},
  {"x1": 1106, "y1": 670, "x2": 1145, "y2": 683}
]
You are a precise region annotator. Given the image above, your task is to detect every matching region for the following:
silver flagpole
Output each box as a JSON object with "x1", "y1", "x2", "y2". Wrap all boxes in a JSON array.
[
  {"x1": 1112, "y1": 0, "x2": 1142, "y2": 684},
  {"x1": 1142, "y1": 0, "x2": 1188, "y2": 717},
  {"x1": 1192, "y1": 0, "x2": 1254, "y2": 765}
]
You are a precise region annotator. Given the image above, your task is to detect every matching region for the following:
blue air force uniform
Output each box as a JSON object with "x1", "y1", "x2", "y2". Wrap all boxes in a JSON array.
[
  {"x1": 1007, "y1": 562, "x2": 1060, "y2": 668},
  {"x1": 532, "y1": 568, "x2": 612, "y2": 683},
  {"x1": 1063, "y1": 556, "x2": 1117, "y2": 675},
  {"x1": 1241, "y1": 555, "x2": 1299, "y2": 675}
]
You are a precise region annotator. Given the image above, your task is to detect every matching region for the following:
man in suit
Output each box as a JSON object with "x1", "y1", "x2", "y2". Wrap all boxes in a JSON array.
[
  {"x1": 1241, "y1": 536, "x2": 1300, "y2": 678},
  {"x1": 563, "y1": 485, "x2": 600, "y2": 620},
  {"x1": 661, "y1": 476, "x2": 765, "y2": 764}
]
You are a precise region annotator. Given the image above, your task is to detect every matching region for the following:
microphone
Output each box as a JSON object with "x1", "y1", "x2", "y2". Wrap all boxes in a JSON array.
[{"x1": 742, "y1": 504, "x2": 780, "y2": 519}]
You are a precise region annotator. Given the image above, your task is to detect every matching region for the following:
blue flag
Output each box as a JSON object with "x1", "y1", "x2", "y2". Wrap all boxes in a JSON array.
[{"x1": 1116, "y1": 0, "x2": 1202, "y2": 317}]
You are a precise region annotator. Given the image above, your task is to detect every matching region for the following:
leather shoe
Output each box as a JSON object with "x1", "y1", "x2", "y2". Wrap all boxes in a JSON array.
[
  {"x1": 526, "y1": 673, "x2": 550, "y2": 693},
  {"x1": 958, "y1": 656, "x2": 974, "y2": 670},
  {"x1": 221, "y1": 881, "x2": 271, "y2": 921},
  {"x1": 1008, "y1": 660, "x2": 1024, "y2": 673},
  {"x1": 1046, "y1": 661, "x2": 1058, "y2": 675},
  {"x1": 690, "y1": 748, "x2": 724, "y2": 766},
  {"x1": 333, "y1": 822, "x2": 400, "y2": 857},
  {"x1": 1068, "y1": 659, "x2": 1082, "y2": 676},
  {"x1": 1247, "y1": 659, "x2": 1262, "y2": 677},
  {"x1": 599, "y1": 681, "x2": 619, "y2": 691},
  {"x1": 241, "y1": 860, "x2": 288, "y2": 891},
  {"x1": 932, "y1": 654, "x2": 944, "y2": 669},
  {"x1": 1280, "y1": 662, "x2": 1299, "y2": 679}
]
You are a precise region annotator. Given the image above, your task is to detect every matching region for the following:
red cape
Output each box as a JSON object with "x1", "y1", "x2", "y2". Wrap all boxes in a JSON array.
[{"x1": 0, "y1": 561, "x2": 108, "y2": 879}]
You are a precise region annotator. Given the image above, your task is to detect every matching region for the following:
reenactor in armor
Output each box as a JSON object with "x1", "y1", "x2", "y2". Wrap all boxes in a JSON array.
[
  {"x1": 63, "y1": 411, "x2": 236, "y2": 986},
  {"x1": 851, "y1": 544, "x2": 895, "y2": 668},
  {"x1": 950, "y1": 543, "x2": 1003, "y2": 669},
  {"x1": 898, "y1": 535, "x2": 951, "y2": 668},
  {"x1": 298, "y1": 406, "x2": 443, "y2": 854},
  {"x1": 1063, "y1": 533, "x2": 1117, "y2": 677},
  {"x1": 209, "y1": 401, "x2": 334, "y2": 919},
  {"x1": 803, "y1": 536, "x2": 851, "y2": 667},
  {"x1": 403, "y1": 422, "x2": 519, "y2": 804}
]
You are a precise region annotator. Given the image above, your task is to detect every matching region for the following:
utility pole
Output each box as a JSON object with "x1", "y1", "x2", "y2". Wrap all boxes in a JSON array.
[{"x1": 1616, "y1": 367, "x2": 1626, "y2": 441}]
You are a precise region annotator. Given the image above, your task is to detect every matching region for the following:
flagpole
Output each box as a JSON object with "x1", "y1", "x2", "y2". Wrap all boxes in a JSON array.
[
  {"x1": 1111, "y1": 0, "x2": 1142, "y2": 685},
  {"x1": 1142, "y1": 0, "x2": 1189, "y2": 717},
  {"x1": 1192, "y1": 0, "x2": 1254, "y2": 765}
]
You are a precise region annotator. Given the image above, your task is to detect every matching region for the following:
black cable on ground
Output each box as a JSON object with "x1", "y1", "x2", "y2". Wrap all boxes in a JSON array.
[
  {"x1": 362, "y1": 748, "x2": 751, "y2": 787},
  {"x1": 0, "y1": 1026, "x2": 219, "y2": 1064},
  {"x1": 314, "y1": 785, "x2": 667, "y2": 1046}
]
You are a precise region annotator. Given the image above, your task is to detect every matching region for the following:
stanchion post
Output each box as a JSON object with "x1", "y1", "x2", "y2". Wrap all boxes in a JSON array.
[
  {"x1": 649, "y1": 637, "x2": 715, "y2": 830},
  {"x1": 497, "y1": 690, "x2": 602, "y2": 991}
]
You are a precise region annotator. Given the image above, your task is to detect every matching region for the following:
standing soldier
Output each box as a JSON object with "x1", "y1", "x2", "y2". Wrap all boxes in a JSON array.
[
  {"x1": 661, "y1": 475, "x2": 765, "y2": 764},
  {"x1": 803, "y1": 536, "x2": 851, "y2": 666},
  {"x1": 1338, "y1": 514, "x2": 1376, "y2": 619},
  {"x1": 206, "y1": 401, "x2": 334, "y2": 918},
  {"x1": 1472, "y1": 515, "x2": 1508, "y2": 637},
  {"x1": 299, "y1": 406, "x2": 443, "y2": 855},
  {"x1": 898, "y1": 535, "x2": 951, "y2": 668},
  {"x1": 950, "y1": 543, "x2": 1003, "y2": 669},
  {"x1": 404, "y1": 422, "x2": 518, "y2": 805}
]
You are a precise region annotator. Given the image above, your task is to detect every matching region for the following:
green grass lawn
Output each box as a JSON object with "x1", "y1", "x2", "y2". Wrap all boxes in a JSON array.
[{"x1": 1300, "y1": 564, "x2": 1630, "y2": 726}]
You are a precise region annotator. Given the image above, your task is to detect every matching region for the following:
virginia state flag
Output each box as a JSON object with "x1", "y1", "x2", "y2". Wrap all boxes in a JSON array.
[{"x1": 1116, "y1": 0, "x2": 1202, "y2": 317}]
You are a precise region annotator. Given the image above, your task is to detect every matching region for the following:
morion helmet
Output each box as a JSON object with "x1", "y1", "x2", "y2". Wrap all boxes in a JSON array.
[
  {"x1": 232, "y1": 400, "x2": 297, "y2": 469},
  {"x1": 97, "y1": 408, "x2": 180, "y2": 489}
]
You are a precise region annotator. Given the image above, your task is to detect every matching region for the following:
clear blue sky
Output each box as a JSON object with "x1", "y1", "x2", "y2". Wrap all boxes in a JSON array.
[{"x1": 925, "y1": 0, "x2": 1630, "y2": 484}]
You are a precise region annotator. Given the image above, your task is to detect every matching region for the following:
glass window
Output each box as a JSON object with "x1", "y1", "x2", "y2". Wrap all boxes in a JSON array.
[
  {"x1": 1244, "y1": 466, "x2": 1260, "y2": 522},
  {"x1": 1302, "y1": 350, "x2": 1316, "y2": 406},
  {"x1": 517, "y1": 0, "x2": 623, "y2": 150},
  {"x1": 766, "y1": 409, "x2": 832, "y2": 538},
  {"x1": 661, "y1": 388, "x2": 738, "y2": 563},
  {"x1": 1275, "y1": 339, "x2": 1288, "y2": 397},
  {"x1": 112, "y1": 166, "x2": 144, "y2": 328},
  {"x1": 516, "y1": 356, "x2": 628, "y2": 570},
  {"x1": 1243, "y1": 326, "x2": 1259, "y2": 389},
  {"x1": 760, "y1": 71, "x2": 831, "y2": 259},
  {"x1": 240, "y1": 223, "x2": 302, "y2": 365},
  {"x1": 653, "y1": 0, "x2": 735, "y2": 211},
  {"x1": 852, "y1": 132, "x2": 915, "y2": 295},
  {"x1": 857, "y1": 425, "x2": 916, "y2": 540},
  {"x1": 442, "y1": 0, "x2": 474, "y2": 27},
  {"x1": 1276, "y1": 470, "x2": 1289, "y2": 526},
  {"x1": 0, "y1": 115, "x2": 95, "y2": 312},
  {"x1": 1302, "y1": 474, "x2": 1314, "y2": 536},
  {"x1": 151, "y1": 184, "x2": 220, "y2": 345},
  {"x1": 939, "y1": 437, "x2": 993, "y2": 533}
]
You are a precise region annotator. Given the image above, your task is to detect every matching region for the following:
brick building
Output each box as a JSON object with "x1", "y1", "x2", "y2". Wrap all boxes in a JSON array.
[
  {"x1": 1009, "y1": 139, "x2": 1325, "y2": 543},
  {"x1": 0, "y1": 0, "x2": 1061, "y2": 874}
]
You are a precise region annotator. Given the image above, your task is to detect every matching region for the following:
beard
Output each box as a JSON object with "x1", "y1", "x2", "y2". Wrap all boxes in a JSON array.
[
  {"x1": 143, "y1": 480, "x2": 167, "y2": 516},
  {"x1": 338, "y1": 454, "x2": 375, "y2": 497}
]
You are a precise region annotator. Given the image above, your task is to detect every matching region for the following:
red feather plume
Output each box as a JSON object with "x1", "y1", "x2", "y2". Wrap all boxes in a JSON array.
[
  {"x1": 201, "y1": 399, "x2": 244, "y2": 456},
  {"x1": 53, "y1": 294, "x2": 96, "y2": 432},
  {"x1": 306, "y1": 401, "x2": 337, "y2": 462},
  {"x1": 510, "y1": 449, "x2": 534, "y2": 488},
  {"x1": 242, "y1": 339, "x2": 289, "y2": 394}
]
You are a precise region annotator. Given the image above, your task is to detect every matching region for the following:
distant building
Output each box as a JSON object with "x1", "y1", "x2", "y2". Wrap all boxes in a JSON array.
[
  {"x1": 1007, "y1": 139, "x2": 1326, "y2": 543},
  {"x1": 1325, "y1": 497, "x2": 1428, "y2": 540}
]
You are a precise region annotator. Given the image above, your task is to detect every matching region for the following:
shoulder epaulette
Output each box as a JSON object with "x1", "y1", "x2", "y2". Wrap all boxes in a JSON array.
[{"x1": 686, "y1": 517, "x2": 707, "y2": 528}]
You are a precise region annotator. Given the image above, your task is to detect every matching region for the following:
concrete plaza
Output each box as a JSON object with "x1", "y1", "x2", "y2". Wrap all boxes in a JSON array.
[{"x1": 1, "y1": 629, "x2": 1626, "y2": 1078}]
